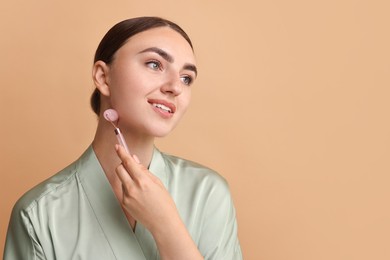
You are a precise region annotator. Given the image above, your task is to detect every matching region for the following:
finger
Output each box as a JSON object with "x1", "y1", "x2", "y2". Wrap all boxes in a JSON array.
[
  {"x1": 115, "y1": 144, "x2": 143, "y2": 179},
  {"x1": 132, "y1": 154, "x2": 141, "y2": 164},
  {"x1": 115, "y1": 164, "x2": 134, "y2": 194}
]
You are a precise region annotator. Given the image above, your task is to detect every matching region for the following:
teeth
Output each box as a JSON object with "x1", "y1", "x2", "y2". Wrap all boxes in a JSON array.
[{"x1": 153, "y1": 103, "x2": 172, "y2": 113}]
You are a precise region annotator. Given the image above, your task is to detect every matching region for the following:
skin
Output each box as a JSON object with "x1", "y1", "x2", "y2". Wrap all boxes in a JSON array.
[{"x1": 91, "y1": 27, "x2": 203, "y2": 260}]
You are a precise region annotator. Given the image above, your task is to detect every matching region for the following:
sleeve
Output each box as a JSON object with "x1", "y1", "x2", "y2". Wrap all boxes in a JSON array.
[
  {"x1": 198, "y1": 177, "x2": 243, "y2": 260},
  {"x1": 3, "y1": 205, "x2": 46, "y2": 260}
]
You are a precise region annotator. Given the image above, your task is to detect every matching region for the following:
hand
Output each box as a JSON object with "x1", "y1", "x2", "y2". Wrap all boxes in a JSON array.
[
  {"x1": 115, "y1": 145, "x2": 203, "y2": 260},
  {"x1": 114, "y1": 145, "x2": 180, "y2": 234}
]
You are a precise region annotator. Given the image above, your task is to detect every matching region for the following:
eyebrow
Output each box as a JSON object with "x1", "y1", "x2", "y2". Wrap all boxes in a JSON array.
[{"x1": 139, "y1": 47, "x2": 198, "y2": 77}]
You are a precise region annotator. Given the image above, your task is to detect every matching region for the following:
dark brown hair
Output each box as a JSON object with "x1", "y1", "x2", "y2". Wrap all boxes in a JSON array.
[{"x1": 90, "y1": 17, "x2": 194, "y2": 115}]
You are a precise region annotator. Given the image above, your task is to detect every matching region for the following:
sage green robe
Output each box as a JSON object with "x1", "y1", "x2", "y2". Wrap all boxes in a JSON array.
[{"x1": 4, "y1": 146, "x2": 242, "y2": 259}]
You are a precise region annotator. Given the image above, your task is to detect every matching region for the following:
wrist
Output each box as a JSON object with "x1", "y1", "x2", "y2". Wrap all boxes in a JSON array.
[
  {"x1": 150, "y1": 213, "x2": 184, "y2": 241},
  {"x1": 151, "y1": 217, "x2": 203, "y2": 260}
]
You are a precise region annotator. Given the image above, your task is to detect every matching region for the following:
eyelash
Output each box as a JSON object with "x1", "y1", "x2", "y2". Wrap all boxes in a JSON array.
[
  {"x1": 146, "y1": 60, "x2": 163, "y2": 71},
  {"x1": 145, "y1": 60, "x2": 194, "y2": 86},
  {"x1": 181, "y1": 75, "x2": 193, "y2": 86}
]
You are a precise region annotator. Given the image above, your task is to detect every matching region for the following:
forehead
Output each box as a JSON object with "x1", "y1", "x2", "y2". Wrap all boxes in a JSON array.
[{"x1": 116, "y1": 27, "x2": 196, "y2": 64}]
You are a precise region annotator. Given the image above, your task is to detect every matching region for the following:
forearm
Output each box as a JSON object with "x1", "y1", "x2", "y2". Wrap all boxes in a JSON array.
[{"x1": 152, "y1": 216, "x2": 203, "y2": 260}]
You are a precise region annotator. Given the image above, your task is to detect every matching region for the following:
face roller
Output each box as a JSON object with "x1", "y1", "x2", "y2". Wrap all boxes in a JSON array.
[{"x1": 103, "y1": 109, "x2": 130, "y2": 154}]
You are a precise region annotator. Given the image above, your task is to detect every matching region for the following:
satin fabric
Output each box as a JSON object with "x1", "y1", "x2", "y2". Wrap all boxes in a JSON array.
[{"x1": 4, "y1": 146, "x2": 242, "y2": 260}]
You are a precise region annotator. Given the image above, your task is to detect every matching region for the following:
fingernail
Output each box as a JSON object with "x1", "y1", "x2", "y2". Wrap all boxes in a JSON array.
[{"x1": 115, "y1": 144, "x2": 119, "y2": 151}]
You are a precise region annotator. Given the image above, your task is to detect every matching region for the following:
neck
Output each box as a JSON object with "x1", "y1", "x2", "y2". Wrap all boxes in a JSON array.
[{"x1": 92, "y1": 119, "x2": 155, "y2": 183}]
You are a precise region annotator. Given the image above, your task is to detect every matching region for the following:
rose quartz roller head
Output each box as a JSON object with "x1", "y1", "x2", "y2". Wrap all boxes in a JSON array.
[
  {"x1": 103, "y1": 109, "x2": 119, "y2": 122},
  {"x1": 103, "y1": 109, "x2": 130, "y2": 154}
]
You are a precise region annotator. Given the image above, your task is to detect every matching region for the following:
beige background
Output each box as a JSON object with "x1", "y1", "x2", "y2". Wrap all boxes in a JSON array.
[{"x1": 1, "y1": 1, "x2": 389, "y2": 259}]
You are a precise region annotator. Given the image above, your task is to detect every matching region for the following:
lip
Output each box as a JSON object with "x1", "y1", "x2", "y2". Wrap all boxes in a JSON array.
[{"x1": 147, "y1": 98, "x2": 177, "y2": 118}]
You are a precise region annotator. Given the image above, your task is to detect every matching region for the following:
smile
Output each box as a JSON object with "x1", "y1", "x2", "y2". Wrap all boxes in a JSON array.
[
  {"x1": 152, "y1": 103, "x2": 172, "y2": 113},
  {"x1": 147, "y1": 99, "x2": 176, "y2": 118}
]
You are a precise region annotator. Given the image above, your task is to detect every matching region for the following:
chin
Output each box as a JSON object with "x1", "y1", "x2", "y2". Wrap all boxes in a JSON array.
[
  {"x1": 148, "y1": 123, "x2": 178, "y2": 138},
  {"x1": 153, "y1": 133, "x2": 170, "y2": 138},
  {"x1": 151, "y1": 129, "x2": 173, "y2": 138}
]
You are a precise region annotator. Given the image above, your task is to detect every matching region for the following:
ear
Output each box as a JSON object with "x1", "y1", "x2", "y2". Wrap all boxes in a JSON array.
[{"x1": 92, "y1": 61, "x2": 111, "y2": 97}]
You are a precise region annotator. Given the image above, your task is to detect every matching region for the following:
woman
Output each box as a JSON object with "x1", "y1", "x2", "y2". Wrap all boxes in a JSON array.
[{"x1": 4, "y1": 17, "x2": 242, "y2": 260}]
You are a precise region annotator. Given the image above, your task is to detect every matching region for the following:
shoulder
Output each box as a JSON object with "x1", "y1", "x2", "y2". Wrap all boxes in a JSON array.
[
  {"x1": 11, "y1": 160, "x2": 78, "y2": 216},
  {"x1": 10, "y1": 146, "x2": 99, "y2": 216},
  {"x1": 159, "y1": 151, "x2": 231, "y2": 196},
  {"x1": 161, "y1": 151, "x2": 227, "y2": 180}
]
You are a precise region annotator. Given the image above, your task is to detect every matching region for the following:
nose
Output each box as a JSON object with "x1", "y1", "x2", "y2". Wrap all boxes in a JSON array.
[{"x1": 160, "y1": 73, "x2": 183, "y2": 96}]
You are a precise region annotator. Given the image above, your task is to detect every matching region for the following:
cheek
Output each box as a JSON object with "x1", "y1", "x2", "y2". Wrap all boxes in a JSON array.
[
  {"x1": 178, "y1": 91, "x2": 192, "y2": 115},
  {"x1": 109, "y1": 74, "x2": 143, "y2": 104}
]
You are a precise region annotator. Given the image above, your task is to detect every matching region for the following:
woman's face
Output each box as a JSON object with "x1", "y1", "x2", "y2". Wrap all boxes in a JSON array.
[{"x1": 100, "y1": 27, "x2": 197, "y2": 138}]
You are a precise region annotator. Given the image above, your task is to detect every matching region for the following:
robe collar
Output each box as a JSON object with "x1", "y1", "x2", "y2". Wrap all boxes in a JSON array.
[{"x1": 76, "y1": 145, "x2": 166, "y2": 259}]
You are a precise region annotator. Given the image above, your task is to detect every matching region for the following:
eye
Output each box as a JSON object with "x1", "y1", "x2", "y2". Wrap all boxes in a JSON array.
[
  {"x1": 181, "y1": 75, "x2": 194, "y2": 86},
  {"x1": 146, "y1": 60, "x2": 162, "y2": 70}
]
